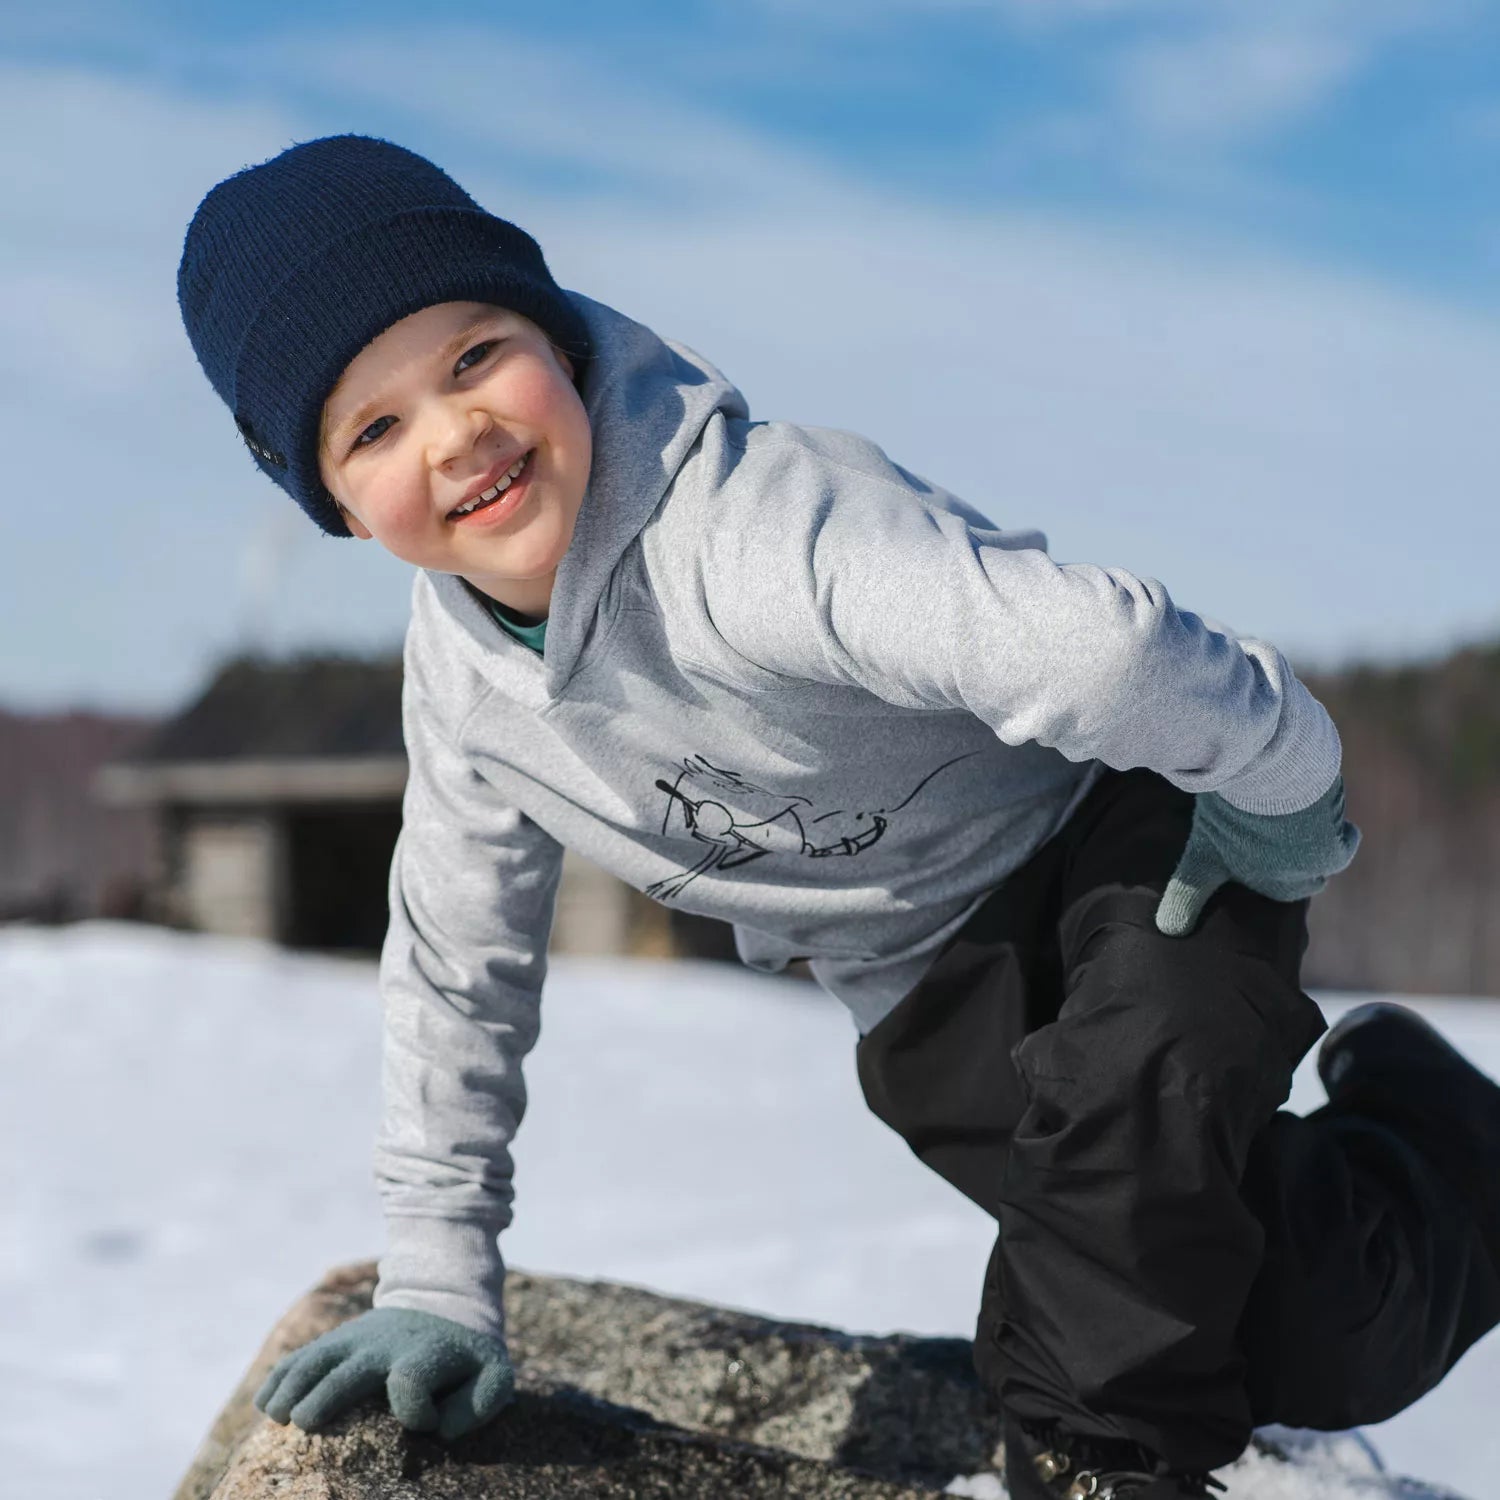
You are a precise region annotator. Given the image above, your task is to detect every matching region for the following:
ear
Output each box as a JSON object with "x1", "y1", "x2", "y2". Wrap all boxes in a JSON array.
[
  {"x1": 337, "y1": 501, "x2": 374, "y2": 540},
  {"x1": 553, "y1": 347, "x2": 575, "y2": 382}
]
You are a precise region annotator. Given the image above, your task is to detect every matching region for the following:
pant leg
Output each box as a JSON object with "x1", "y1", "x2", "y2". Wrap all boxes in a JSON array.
[
  {"x1": 856, "y1": 815, "x2": 1067, "y2": 1222},
  {"x1": 1239, "y1": 1097, "x2": 1500, "y2": 1430},
  {"x1": 975, "y1": 767, "x2": 1328, "y2": 1471}
]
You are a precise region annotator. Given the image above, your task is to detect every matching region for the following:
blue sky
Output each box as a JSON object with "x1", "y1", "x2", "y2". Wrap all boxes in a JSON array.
[{"x1": 5, "y1": 0, "x2": 1500, "y2": 711}]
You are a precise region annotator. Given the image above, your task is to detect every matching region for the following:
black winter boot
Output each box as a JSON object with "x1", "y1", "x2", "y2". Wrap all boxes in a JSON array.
[
  {"x1": 1316, "y1": 1000, "x2": 1500, "y2": 1250},
  {"x1": 1002, "y1": 1413, "x2": 1227, "y2": 1499},
  {"x1": 1318, "y1": 1001, "x2": 1496, "y2": 1110}
]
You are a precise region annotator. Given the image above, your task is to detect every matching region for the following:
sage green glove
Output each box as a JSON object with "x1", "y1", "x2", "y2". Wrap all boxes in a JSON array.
[
  {"x1": 1155, "y1": 775, "x2": 1360, "y2": 938},
  {"x1": 253, "y1": 1307, "x2": 515, "y2": 1441}
]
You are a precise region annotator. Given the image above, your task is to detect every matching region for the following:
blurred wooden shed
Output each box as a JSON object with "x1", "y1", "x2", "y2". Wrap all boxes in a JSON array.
[{"x1": 93, "y1": 655, "x2": 674, "y2": 958}]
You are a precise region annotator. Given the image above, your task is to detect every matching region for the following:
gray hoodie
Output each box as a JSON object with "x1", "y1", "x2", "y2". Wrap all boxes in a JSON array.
[{"x1": 371, "y1": 293, "x2": 1343, "y2": 1339}]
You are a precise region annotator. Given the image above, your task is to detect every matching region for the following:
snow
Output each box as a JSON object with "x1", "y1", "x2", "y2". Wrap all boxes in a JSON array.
[{"x1": 2, "y1": 921, "x2": 1496, "y2": 1500}]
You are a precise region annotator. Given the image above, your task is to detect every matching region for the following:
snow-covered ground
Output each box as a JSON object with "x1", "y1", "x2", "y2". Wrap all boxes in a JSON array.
[{"x1": 2, "y1": 921, "x2": 1496, "y2": 1500}]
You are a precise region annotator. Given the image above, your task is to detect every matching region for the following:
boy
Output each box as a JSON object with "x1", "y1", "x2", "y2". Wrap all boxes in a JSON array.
[{"x1": 178, "y1": 135, "x2": 1500, "y2": 1499}]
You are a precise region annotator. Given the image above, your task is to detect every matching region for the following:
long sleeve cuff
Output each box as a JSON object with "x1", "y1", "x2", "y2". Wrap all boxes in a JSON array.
[
  {"x1": 1213, "y1": 667, "x2": 1343, "y2": 815},
  {"x1": 373, "y1": 1215, "x2": 508, "y2": 1341}
]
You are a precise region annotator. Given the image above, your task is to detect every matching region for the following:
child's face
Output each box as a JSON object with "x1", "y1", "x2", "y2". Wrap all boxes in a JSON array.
[{"x1": 319, "y1": 299, "x2": 592, "y2": 617}]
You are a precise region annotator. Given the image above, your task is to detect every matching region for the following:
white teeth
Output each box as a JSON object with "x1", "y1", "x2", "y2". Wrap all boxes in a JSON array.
[{"x1": 452, "y1": 454, "x2": 529, "y2": 516}]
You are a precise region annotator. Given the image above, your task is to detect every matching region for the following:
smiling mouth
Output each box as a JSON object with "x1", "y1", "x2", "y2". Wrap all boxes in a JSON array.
[{"x1": 449, "y1": 451, "x2": 531, "y2": 518}]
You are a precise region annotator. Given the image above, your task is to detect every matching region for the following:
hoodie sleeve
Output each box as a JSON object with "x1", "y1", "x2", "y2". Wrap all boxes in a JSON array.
[
  {"x1": 698, "y1": 432, "x2": 1341, "y2": 816},
  {"x1": 370, "y1": 648, "x2": 564, "y2": 1342}
]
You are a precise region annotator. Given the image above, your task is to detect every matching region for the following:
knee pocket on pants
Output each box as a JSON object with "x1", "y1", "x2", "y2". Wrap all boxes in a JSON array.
[{"x1": 1056, "y1": 923, "x2": 1319, "y2": 1103}]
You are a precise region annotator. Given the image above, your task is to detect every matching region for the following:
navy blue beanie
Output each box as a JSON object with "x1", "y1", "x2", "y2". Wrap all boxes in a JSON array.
[{"x1": 177, "y1": 134, "x2": 593, "y2": 537}]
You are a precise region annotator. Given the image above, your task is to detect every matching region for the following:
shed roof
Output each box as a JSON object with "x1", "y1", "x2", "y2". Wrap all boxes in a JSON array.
[
  {"x1": 93, "y1": 655, "x2": 408, "y2": 807},
  {"x1": 119, "y1": 654, "x2": 404, "y2": 764}
]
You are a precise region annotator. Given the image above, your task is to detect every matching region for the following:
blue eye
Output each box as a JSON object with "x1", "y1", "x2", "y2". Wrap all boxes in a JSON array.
[
  {"x1": 352, "y1": 415, "x2": 395, "y2": 451},
  {"x1": 455, "y1": 341, "x2": 495, "y2": 374}
]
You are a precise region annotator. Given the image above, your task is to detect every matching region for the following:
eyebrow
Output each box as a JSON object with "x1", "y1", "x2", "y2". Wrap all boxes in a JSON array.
[{"x1": 325, "y1": 313, "x2": 507, "y2": 453}]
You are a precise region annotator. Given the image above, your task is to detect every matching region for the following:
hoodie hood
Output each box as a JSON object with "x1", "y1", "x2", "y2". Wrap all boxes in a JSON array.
[{"x1": 425, "y1": 291, "x2": 748, "y2": 694}]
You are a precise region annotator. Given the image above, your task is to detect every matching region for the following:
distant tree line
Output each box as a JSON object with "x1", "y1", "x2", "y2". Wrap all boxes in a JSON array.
[
  {"x1": 1302, "y1": 642, "x2": 1500, "y2": 994},
  {"x1": 0, "y1": 707, "x2": 157, "y2": 923}
]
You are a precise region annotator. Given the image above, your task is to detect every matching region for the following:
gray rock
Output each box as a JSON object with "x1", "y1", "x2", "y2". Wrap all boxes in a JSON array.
[
  {"x1": 176, "y1": 1260, "x2": 1003, "y2": 1500},
  {"x1": 174, "y1": 1260, "x2": 1476, "y2": 1499}
]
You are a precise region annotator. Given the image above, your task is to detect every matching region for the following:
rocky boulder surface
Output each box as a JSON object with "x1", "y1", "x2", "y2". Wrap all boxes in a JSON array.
[
  {"x1": 174, "y1": 1260, "x2": 1004, "y2": 1499},
  {"x1": 175, "y1": 1261, "x2": 1470, "y2": 1499}
]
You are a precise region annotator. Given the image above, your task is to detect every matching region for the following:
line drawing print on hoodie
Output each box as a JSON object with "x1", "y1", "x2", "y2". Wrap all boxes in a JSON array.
[{"x1": 646, "y1": 750, "x2": 981, "y2": 901}]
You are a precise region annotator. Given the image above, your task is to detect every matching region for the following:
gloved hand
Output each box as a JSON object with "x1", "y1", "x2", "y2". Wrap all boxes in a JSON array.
[
  {"x1": 253, "y1": 1307, "x2": 515, "y2": 1441},
  {"x1": 1155, "y1": 774, "x2": 1360, "y2": 938}
]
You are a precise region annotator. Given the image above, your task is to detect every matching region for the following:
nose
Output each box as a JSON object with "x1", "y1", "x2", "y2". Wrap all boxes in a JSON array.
[{"x1": 424, "y1": 398, "x2": 492, "y2": 473}]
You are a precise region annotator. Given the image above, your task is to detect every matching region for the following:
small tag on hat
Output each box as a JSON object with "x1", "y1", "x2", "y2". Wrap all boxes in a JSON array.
[{"x1": 235, "y1": 415, "x2": 287, "y2": 468}]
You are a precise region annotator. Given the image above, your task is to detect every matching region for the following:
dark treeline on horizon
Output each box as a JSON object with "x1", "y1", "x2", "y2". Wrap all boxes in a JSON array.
[{"x1": 1302, "y1": 641, "x2": 1500, "y2": 994}]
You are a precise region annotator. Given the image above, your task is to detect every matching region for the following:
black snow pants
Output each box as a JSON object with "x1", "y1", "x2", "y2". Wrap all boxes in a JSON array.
[{"x1": 856, "y1": 766, "x2": 1500, "y2": 1473}]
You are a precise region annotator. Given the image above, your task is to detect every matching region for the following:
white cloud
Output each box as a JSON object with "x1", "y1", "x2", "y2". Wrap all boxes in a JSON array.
[
  {"x1": 0, "y1": 61, "x2": 305, "y2": 391},
  {"x1": 1099, "y1": 1, "x2": 1472, "y2": 152},
  {"x1": 740, "y1": 0, "x2": 1459, "y2": 32},
  {"x1": 1111, "y1": 27, "x2": 1360, "y2": 148},
  {"x1": 240, "y1": 25, "x2": 857, "y2": 215},
  {"x1": 2, "y1": 44, "x2": 1498, "y2": 715},
  {"x1": 736, "y1": 0, "x2": 1471, "y2": 156},
  {"x1": 735, "y1": 0, "x2": 1173, "y2": 24}
]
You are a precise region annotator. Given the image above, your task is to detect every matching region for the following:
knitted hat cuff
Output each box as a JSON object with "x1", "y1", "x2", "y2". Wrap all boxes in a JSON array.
[{"x1": 230, "y1": 205, "x2": 592, "y2": 537}]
